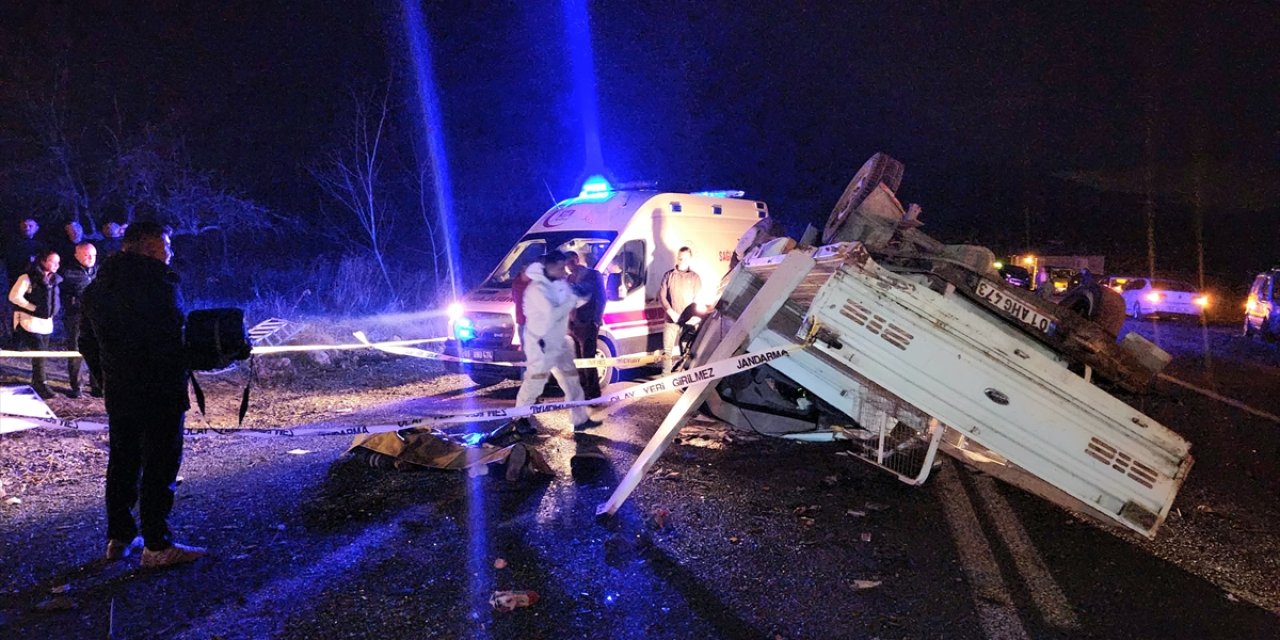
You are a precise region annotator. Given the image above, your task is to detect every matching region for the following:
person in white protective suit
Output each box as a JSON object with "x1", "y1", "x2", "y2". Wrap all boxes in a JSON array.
[{"x1": 512, "y1": 250, "x2": 603, "y2": 435}]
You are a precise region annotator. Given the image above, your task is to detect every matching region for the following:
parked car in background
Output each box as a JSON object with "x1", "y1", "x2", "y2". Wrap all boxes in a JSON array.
[
  {"x1": 1104, "y1": 276, "x2": 1209, "y2": 319},
  {"x1": 1243, "y1": 268, "x2": 1278, "y2": 339},
  {"x1": 998, "y1": 264, "x2": 1032, "y2": 289},
  {"x1": 1048, "y1": 267, "x2": 1080, "y2": 294}
]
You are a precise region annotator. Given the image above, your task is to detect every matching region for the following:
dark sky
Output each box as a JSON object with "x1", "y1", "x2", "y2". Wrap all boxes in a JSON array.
[{"x1": 2, "y1": 0, "x2": 1277, "y2": 281}]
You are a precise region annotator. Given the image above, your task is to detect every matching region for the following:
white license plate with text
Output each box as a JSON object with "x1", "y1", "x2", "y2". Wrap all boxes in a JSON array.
[{"x1": 975, "y1": 281, "x2": 1052, "y2": 333}]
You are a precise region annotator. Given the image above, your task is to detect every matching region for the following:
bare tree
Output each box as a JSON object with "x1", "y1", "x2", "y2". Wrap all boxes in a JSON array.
[
  {"x1": 310, "y1": 85, "x2": 397, "y2": 296},
  {"x1": 26, "y1": 67, "x2": 94, "y2": 228}
]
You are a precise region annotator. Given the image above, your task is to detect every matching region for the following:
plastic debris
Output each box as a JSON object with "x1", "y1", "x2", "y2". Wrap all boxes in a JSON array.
[
  {"x1": 650, "y1": 508, "x2": 671, "y2": 530},
  {"x1": 4, "y1": 497, "x2": 20, "y2": 506},
  {"x1": 846, "y1": 509, "x2": 866, "y2": 517},
  {"x1": 493, "y1": 558, "x2": 507, "y2": 570},
  {"x1": 287, "y1": 449, "x2": 311, "y2": 455},
  {"x1": 853, "y1": 579, "x2": 882, "y2": 590},
  {"x1": 860, "y1": 532, "x2": 873, "y2": 542},
  {"x1": 490, "y1": 590, "x2": 539, "y2": 612}
]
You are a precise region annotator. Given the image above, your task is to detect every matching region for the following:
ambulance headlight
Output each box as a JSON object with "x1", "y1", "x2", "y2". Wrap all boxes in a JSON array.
[{"x1": 447, "y1": 302, "x2": 464, "y2": 321}]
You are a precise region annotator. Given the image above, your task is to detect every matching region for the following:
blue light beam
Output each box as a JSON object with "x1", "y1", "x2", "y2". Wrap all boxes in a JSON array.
[
  {"x1": 563, "y1": 0, "x2": 605, "y2": 177},
  {"x1": 402, "y1": 0, "x2": 461, "y2": 301}
]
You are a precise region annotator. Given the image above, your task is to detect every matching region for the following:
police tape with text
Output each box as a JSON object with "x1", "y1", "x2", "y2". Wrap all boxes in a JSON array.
[{"x1": 0, "y1": 344, "x2": 802, "y2": 438}]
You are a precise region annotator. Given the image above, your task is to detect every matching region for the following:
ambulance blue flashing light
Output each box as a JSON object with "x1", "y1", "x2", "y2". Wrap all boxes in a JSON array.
[
  {"x1": 577, "y1": 174, "x2": 613, "y2": 200},
  {"x1": 691, "y1": 189, "x2": 746, "y2": 198}
]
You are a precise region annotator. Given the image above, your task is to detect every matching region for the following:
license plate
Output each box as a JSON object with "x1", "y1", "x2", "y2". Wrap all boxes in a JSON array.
[
  {"x1": 464, "y1": 348, "x2": 494, "y2": 362},
  {"x1": 975, "y1": 280, "x2": 1052, "y2": 333}
]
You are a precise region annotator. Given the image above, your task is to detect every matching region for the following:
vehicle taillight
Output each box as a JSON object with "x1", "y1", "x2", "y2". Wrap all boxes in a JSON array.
[
  {"x1": 1194, "y1": 296, "x2": 1209, "y2": 307},
  {"x1": 1145, "y1": 291, "x2": 1163, "y2": 302}
]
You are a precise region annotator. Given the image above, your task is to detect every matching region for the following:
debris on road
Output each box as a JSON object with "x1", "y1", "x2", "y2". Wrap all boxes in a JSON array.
[
  {"x1": 33, "y1": 596, "x2": 76, "y2": 612},
  {"x1": 347, "y1": 428, "x2": 551, "y2": 480},
  {"x1": 493, "y1": 558, "x2": 507, "y2": 570},
  {"x1": 489, "y1": 590, "x2": 538, "y2": 612},
  {"x1": 852, "y1": 579, "x2": 882, "y2": 590}
]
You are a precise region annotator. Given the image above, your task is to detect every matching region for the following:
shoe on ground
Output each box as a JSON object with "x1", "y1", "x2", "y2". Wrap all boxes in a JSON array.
[
  {"x1": 573, "y1": 418, "x2": 604, "y2": 432},
  {"x1": 66, "y1": 388, "x2": 82, "y2": 399},
  {"x1": 105, "y1": 536, "x2": 142, "y2": 561},
  {"x1": 513, "y1": 418, "x2": 537, "y2": 436},
  {"x1": 89, "y1": 387, "x2": 104, "y2": 398},
  {"x1": 140, "y1": 542, "x2": 207, "y2": 568},
  {"x1": 33, "y1": 385, "x2": 55, "y2": 400}
]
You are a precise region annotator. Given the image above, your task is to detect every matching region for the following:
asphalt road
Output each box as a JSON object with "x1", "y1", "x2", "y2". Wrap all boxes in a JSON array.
[{"x1": 1, "y1": 319, "x2": 1278, "y2": 639}]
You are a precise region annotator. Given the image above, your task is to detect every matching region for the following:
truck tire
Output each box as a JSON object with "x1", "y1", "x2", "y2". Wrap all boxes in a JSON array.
[{"x1": 822, "y1": 153, "x2": 906, "y2": 244}]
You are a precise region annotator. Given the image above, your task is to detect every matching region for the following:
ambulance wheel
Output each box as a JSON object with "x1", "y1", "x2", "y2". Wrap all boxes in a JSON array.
[
  {"x1": 596, "y1": 338, "x2": 619, "y2": 388},
  {"x1": 465, "y1": 370, "x2": 507, "y2": 388}
]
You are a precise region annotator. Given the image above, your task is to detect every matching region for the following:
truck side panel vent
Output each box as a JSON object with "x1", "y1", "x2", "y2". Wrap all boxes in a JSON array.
[
  {"x1": 1086, "y1": 437, "x2": 1158, "y2": 488},
  {"x1": 841, "y1": 300, "x2": 913, "y2": 350}
]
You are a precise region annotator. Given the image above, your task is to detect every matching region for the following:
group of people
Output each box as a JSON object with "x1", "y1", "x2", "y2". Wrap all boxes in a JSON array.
[
  {"x1": 3, "y1": 215, "x2": 205, "y2": 568},
  {"x1": 506, "y1": 245, "x2": 702, "y2": 434},
  {"x1": 2, "y1": 217, "x2": 125, "y2": 398}
]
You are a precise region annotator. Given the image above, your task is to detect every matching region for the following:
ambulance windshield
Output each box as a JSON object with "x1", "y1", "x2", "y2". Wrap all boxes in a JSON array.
[{"x1": 483, "y1": 231, "x2": 617, "y2": 288}]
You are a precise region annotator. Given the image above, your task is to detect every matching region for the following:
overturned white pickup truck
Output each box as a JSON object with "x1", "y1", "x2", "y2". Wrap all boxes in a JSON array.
[{"x1": 600, "y1": 153, "x2": 1192, "y2": 539}]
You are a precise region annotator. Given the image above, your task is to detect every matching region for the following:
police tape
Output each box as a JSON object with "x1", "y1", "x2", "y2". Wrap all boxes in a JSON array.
[
  {"x1": 0, "y1": 333, "x2": 661, "y2": 369},
  {"x1": 350, "y1": 331, "x2": 667, "y2": 369},
  {"x1": 0, "y1": 336, "x2": 449, "y2": 360},
  {"x1": 0, "y1": 343, "x2": 804, "y2": 438}
]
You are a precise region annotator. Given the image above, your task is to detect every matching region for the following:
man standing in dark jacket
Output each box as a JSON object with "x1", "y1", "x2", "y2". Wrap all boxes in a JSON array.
[
  {"x1": 80, "y1": 222, "x2": 205, "y2": 567},
  {"x1": 60, "y1": 242, "x2": 100, "y2": 398},
  {"x1": 568, "y1": 250, "x2": 606, "y2": 399}
]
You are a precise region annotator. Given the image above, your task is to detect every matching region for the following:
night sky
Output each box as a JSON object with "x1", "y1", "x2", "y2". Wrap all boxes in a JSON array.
[{"x1": 2, "y1": 1, "x2": 1277, "y2": 287}]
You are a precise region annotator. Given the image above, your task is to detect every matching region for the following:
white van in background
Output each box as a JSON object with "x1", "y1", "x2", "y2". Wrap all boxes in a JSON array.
[{"x1": 445, "y1": 186, "x2": 769, "y2": 387}]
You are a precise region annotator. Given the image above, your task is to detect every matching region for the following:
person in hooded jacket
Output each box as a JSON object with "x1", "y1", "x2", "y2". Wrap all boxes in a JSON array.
[
  {"x1": 512, "y1": 250, "x2": 602, "y2": 435},
  {"x1": 79, "y1": 221, "x2": 206, "y2": 568},
  {"x1": 8, "y1": 247, "x2": 62, "y2": 398}
]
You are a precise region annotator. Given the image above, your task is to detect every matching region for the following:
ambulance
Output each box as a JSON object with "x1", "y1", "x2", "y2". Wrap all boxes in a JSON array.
[{"x1": 444, "y1": 179, "x2": 770, "y2": 387}]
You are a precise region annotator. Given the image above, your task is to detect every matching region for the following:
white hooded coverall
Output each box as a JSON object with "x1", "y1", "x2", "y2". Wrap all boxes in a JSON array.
[{"x1": 515, "y1": 262, "x2": 590, "y2": 425}]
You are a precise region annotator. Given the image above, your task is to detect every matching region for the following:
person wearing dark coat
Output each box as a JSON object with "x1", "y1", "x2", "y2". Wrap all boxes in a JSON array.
[
  {"x1": 3, "y1": 217, "x2": 42, "y2": 286},
  {"x1": 60, "y1": 242, "x2": 101, "y2": 397},
  {"x1": 568, "y1": 250, "x2": 607, "y2": 399},
  {"x1": 79, "y1": 221, "x2": 206, "y2": 568},
  {"x1": 7, "y1": 248, "x2": 61, "y2": 398},
  {"x1": 97, "y1": 220, "x2": 125, "y2": 257},
  {"x1": 51, "y1": 219, "x2": 85, "y2": 267}
]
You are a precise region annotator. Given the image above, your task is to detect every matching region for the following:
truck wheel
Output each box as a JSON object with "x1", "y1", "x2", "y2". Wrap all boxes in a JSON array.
[{"x1": 822, "y1": 153, "x2": 906, "y2": 244}]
